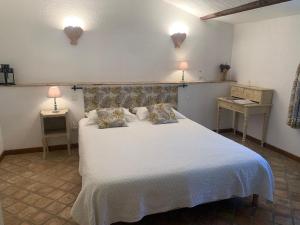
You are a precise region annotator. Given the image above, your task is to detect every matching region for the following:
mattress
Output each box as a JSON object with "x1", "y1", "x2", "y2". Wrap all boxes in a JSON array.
[{"x1": 71, "y1": 118, "x2": 274, "y2": 225}]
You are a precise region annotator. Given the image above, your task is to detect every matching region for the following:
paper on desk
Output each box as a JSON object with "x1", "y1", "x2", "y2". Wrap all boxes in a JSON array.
[{"x1": 233, "y1": 99, "x2": 255, "y2": 104}]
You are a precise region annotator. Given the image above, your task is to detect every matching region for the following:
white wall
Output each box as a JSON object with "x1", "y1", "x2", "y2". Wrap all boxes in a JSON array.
[
  {"x1": 0, "y1": 0, "x2": 234, "y2": 150},
  {"x1": 231, "y1": 14, "x2": 300, "y2": 157},
  {"x1": 0, "y1": 84, "x2": 231, "y2": 150},
  {"x1": 0, "y1": 0, "x2": 233, "y2": 83},
  {"x1": 0, "y1": 86, "x2": 84, "y2": 150}
]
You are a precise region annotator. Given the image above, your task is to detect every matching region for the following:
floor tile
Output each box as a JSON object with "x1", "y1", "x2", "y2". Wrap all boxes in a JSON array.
[{"x1": 0, "y1": 133, "x2": 299, "y2": 225}]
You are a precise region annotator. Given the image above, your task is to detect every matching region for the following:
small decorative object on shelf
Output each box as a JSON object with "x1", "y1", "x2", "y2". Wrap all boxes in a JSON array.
[
  {"x1": 0, "y1": 64, "x2": 15, "y2": 85},
  {"x1": 219, "y1": 64, "x2": 231, "y2": 81},
  {"x1": 177, "y1": 61, "x2": 188, "y2": 82},
  {"x1": 176, "y1": 61, "x2": 188, "y2": 88}
]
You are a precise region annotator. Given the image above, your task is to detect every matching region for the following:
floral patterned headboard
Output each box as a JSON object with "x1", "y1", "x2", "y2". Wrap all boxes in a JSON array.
[{"x1": 83, "y1": 85, "x2": 178, "y2": 112}]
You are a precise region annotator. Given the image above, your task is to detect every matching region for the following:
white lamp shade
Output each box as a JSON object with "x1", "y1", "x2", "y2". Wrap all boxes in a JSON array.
[
  {"x1": 177, "y1": 61, "x2": 188, "y2": 70},
  {"x1": 48, "y1": 86, "x2": 61, "y2": 98}
]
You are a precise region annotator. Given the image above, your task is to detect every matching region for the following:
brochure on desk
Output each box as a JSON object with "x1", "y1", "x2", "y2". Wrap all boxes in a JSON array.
[{"x1": 223, "y1": 97, "x2": 256, "y2": 105}]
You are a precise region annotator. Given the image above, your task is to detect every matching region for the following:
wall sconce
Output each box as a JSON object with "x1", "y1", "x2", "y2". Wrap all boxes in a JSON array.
[
  {"x1": 63, "y1": 17, "x2": 84, "y2": 45},
  {"x1": 169, "y1": 22, "x2": 188, "y2": 48},
  {"x1": 171, "y1": 33, "x2": 186, "y2": 48},
  {"x1": 177, "y1": 61, "x2": 189, "y2": 82}
]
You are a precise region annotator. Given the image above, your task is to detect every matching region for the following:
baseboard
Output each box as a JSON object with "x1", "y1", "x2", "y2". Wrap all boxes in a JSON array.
[
  {"x1": 1, "y1": 131, "x2": 299, "y2": 163},
  {"x1": 214, "y1": 128, "x2": 233, "y2": 133},
  {"x1": 217, "y1": 129, "x2": 300, "y2": 162},
  {"x1": 1, "y1": 143, "x2": 78, "y2": 159}
]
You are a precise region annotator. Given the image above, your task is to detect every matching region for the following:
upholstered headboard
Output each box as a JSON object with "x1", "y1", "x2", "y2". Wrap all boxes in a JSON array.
[{"x1": 83, "y1": 85, "x2": 178, "y2": 112}]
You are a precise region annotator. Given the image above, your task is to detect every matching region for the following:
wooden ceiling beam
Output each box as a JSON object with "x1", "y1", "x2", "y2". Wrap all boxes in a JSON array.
[{"x1": 200, "y1": 0, "x2": 292, "y2": 20}]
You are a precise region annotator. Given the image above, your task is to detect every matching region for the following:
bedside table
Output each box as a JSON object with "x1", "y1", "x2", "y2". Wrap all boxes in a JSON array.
[{"x1": 40, "y1": 109, "x2": 71, "y2": 159}]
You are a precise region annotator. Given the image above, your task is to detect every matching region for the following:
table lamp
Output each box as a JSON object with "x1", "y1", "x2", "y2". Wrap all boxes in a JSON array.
[
  {"x1": 177, "y1": 61, "x2": 188, "y2": 82},
  {"x1": 48, "y1": 86, "x2": 61, "y2": 113}
]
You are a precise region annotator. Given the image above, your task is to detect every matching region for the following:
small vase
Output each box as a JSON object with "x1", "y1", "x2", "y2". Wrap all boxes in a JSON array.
[{"x1": 220, "y1": 69, "x2": 228, "y2": 81}]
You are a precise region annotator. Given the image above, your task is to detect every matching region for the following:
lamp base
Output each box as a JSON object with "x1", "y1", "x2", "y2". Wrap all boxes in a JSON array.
[{"x1": 52, "y1": 98, "x2": 59, "y2": 113}]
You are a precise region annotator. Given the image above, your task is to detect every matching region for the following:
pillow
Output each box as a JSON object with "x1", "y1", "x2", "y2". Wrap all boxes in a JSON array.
[
  {"x1": 86, "y1": 108, "x2": 136, "y2": 125},
  {"x1": 132, "y1": 107, "x2": 149, "y2": 120},
  {"x1": 122, "y1": 108, "x2": 137, "y2": 122},
  {"x1": 133, "y1": 106, "x2": 185, "y2": 120},
  {"x1": 147, "y1": 103, "x2": 178, "y2": 124},
  {"x1": 86, "y1": 110, "x2": 98, "y2": 125},
  {"x1": 97, "y1": 108, "x2": 127, "y2": 129}
]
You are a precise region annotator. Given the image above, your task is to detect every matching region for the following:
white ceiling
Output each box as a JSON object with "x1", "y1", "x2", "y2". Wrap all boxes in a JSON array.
[{"x1": 163, "y1": 0, "x2": 300, "y2": 24}]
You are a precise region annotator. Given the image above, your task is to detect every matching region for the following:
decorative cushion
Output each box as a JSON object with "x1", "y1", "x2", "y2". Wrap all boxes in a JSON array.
[
  {"x1": 97, "y1": 108, "x2": 127, "y2": 129},
  {"x1": 147, "y1": 103, "x2": 178, "y2": 124}
]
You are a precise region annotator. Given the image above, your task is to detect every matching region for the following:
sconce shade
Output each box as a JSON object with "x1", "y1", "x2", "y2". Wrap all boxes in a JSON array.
[
  {"x1": 178, "y1": 61, "x2": 188, "y2": 70},
  {"x1": 48, "y1": 86, "x2": 61, "y2": 98},
  {"x1": 171, "y1": 33, "x2": 186, "y2": 48},
  {"x1": 64, "y1": 26, "x2": 83, "y2": 45}
]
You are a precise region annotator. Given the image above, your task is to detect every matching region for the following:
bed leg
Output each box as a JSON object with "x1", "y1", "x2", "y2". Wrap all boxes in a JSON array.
[{"x1": 252, "y1": 194, "x2": 259, "y2": 207}]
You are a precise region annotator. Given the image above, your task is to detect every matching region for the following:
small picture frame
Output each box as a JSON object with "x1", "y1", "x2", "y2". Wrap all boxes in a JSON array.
[
  {"x1": 0, "y1": 73, "x2": 5, "y2": 84},
  {"x1": 6, "y1": 68, "x2": 15, "y2": 85},
  {"x1": 0, "y1": 64, "x2": 15, "y2": 85}
]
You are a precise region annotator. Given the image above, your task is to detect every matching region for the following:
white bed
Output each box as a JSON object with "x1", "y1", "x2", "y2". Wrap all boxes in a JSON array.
[{"x1": 71, "y1": 117, "x2": 274, "y2": 225}]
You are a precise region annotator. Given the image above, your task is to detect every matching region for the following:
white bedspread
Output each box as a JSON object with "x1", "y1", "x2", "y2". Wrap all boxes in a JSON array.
[{"x1": 71, "y1": 118, "x2": 274, "y2": 225}]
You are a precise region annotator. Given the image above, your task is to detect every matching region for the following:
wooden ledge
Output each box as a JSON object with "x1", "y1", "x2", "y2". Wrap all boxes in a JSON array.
[{"x1": 0, "y1": 80, "x2": 236, "y2": 88}]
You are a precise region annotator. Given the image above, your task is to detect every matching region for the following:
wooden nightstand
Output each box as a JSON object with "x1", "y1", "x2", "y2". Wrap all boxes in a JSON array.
[{"x1": 40, "y1": 109, "x2": 71, "y2": 159}]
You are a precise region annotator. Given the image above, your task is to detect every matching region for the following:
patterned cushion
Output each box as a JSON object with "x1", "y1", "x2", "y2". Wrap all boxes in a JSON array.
[
  {"x1": 147, "y1": 103, "x2": 178, "y2": 124},
  {"x1": 97, "y1": 108, "x2": 127, "y2": 129}
]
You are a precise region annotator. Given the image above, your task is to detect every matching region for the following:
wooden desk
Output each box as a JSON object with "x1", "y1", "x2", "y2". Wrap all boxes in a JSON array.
[{"x1": 217, "y1": 84, "x2": 273, "y2": 146}]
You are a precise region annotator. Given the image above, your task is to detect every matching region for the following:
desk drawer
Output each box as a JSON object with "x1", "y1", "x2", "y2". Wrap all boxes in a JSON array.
[
  {"x1": 231, "y1": 86, "x2": 244, "y2": 98},
  {"x1": 244, "y1": 89, "x2": 261, "y2": 102},
  {"x1": 218, "y1": 101, "x2": 244, "y2": 113}
]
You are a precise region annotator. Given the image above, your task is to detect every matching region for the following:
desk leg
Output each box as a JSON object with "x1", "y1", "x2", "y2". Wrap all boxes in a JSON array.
[
  {"x1": 42, "y1": 137, "x2": 47, "y2": 160},
  {"x1": 216, "y1": 105, "x2": 221, "y2": 133},
  {"x1": 233, "y1": 111, "x2": 237, "y2": 135},
  {"x1": 261, "y1": 112, "x2": 270, "y2": 147},
  {"x1": 242, "y1": 111, "x2": 248, "y2": 143},
  {"x1": 67, "y1": 137, "x2": 71, "y2": 155},
  {"x1": 66, "y1": 115, "x2": 71, "y2": 155}
]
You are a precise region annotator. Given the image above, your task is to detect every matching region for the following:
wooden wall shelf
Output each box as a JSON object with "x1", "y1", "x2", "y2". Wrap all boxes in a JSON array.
[{"x1": 0, "y1": 80, "x2": 236, "y2": 88}]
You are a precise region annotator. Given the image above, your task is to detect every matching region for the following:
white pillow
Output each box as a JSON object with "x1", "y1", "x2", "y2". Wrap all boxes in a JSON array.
[
  {"x1": 133, "y1": 106, "x2": 186, "y2": 120},
  {"x1": 86, "y1": 108, "x2": 137, "y2": 125},
  {"x1": 86, "y1": 109, "x2": 98, "y2": 125},
  {"x1": 132, "y1": 107, "x2": 149, "y2": 120},
  {"x1": 122, "y1": 108, "x2": 137, "y2": 122}
]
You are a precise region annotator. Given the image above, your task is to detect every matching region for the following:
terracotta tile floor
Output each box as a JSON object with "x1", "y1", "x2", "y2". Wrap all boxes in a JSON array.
[{"x1": 0, "y1": 133, "x2": 300, "y2": 225}]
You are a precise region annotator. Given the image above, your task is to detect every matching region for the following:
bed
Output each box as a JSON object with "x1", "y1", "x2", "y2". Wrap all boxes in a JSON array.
[{"x1": 71, "y1": 85, "x2": 274, "y2": 225}]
